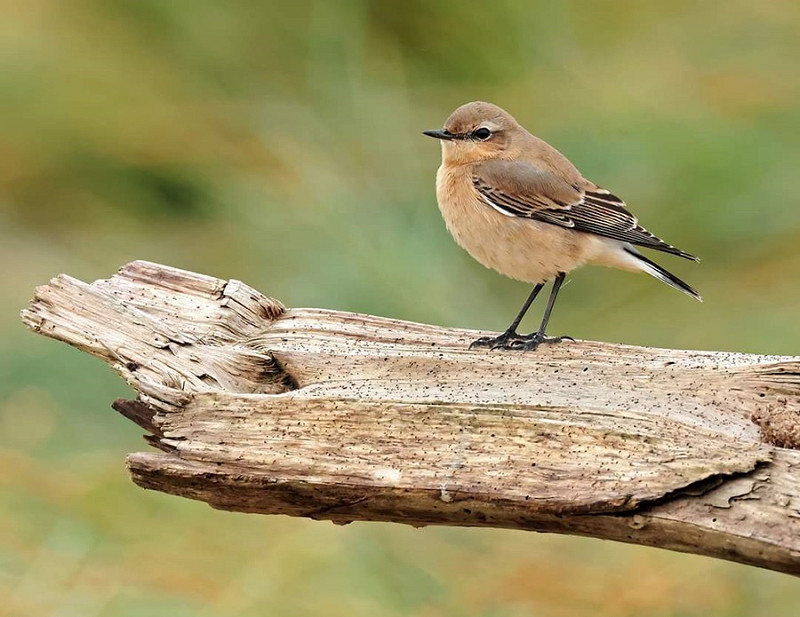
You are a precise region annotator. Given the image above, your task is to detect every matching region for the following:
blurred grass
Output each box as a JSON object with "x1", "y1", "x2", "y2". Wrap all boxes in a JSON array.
[{"x1": 1, "y1": 1, "x2": 799, "y2": 615}]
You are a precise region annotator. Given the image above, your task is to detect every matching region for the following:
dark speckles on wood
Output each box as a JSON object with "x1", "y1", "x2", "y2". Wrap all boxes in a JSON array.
[{"x1": 19, "y1": 260, "x2": 800, "y2": 577}]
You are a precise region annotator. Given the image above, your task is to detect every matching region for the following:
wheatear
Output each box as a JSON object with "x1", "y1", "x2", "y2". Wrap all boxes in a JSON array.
[{"x1": 424, "y1": 101, "x2": 700, "y2": 351}]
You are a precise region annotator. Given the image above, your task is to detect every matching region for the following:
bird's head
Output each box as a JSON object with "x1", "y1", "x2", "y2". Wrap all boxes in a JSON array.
[{"x1": 424, "y1": 101, "x2": 519, "y2": 165}]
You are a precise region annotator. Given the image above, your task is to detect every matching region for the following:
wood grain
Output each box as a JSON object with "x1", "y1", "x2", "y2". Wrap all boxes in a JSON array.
[{"x1": 21, "y1": 261, "x2": 800, "y2": 575}]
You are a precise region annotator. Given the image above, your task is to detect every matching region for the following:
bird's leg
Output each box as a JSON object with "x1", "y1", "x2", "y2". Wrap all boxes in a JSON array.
[
  {"x1": 469, "y1": 283, "x2": 544, "y2": 350},
  {"x1": 518, "y1": 272, "x2": 574, "y2": 350}
]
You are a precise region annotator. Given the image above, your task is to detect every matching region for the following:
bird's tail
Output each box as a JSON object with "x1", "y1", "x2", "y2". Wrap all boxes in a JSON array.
[{"x1": 623, "y1": 247, "x2": 702, "y2": 301}]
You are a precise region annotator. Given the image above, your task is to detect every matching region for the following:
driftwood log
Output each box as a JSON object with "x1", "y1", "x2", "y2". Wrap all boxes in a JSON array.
[{"x1": 20, "y1": 261, "x2": 800, "y2": 575}]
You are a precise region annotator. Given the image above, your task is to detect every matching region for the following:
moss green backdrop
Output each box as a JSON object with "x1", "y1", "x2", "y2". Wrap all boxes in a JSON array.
[{"x1": 2, "y1": 1, "x2": 799, "y2": 615}]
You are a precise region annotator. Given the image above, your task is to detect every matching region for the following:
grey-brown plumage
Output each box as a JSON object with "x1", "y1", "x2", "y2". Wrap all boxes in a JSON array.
[
  {"x1": 424, "y1": 101, "x2": 700, "y2": 351},
  {"x1": 472, "y1": 160, "x2": 696, "y2": 260}
]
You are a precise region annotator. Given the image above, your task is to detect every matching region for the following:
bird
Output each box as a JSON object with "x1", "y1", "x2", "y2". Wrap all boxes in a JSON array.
[{"x1": 423, "y1": 101, "x2": 700, "y2": 351}]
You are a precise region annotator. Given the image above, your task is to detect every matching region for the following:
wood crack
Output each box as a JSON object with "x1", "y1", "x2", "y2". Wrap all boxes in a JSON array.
[{"x1": 20, "y1": 260, "x2": 800, "y2": 576}]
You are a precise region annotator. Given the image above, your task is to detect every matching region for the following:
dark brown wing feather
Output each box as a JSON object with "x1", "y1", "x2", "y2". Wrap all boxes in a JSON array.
[{"x1": 472, "y1": 160, "x2": 698, "y2": 261}]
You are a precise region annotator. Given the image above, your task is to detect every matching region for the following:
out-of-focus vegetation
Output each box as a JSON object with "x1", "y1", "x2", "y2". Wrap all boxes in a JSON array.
[{"x1": 2, "y1": 1, "x2": 799, "y2": 615}]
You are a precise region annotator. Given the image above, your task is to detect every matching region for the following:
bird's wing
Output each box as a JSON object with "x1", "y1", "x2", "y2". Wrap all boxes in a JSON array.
[{"x1": 472, "y1": 159, "x2": 698, "y2": 261}]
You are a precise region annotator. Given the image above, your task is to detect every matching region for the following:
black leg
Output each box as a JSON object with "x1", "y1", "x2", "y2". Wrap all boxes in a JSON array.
[
  {"x1": 469, "y1": 283, "x2": 544, "y2": 349},
  {"x1": 536, "y1": 272, "x2": 565, "y2": 337},
  {"x1": 469, "y1": 283, "x2": 544, "y2": 350},
  {"x1": 516, "y1": 272, "x2": 573, "y2": 350},
  {"x1": 507, "y1": 283, "x2": 545, "y2": 333},
  {"x1": 470, "y1": 274, "x2": 573, "y2": 352}
]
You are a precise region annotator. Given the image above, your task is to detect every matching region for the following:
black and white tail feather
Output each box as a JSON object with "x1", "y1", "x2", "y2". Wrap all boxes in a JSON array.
[
  {"x1": 471, "y1": 173, "x2": 702, "y2": 301},
  {"x1": 623, "y1": 247, "x2": 702, "y2": 301}
]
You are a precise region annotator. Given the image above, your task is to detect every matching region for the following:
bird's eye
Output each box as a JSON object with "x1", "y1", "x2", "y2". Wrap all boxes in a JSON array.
[{"x1": 473, "y1": 127, "x2": 492, "y2": 140}]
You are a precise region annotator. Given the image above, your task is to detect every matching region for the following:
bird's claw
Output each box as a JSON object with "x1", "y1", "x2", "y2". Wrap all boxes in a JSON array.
[
  {"x1": 469, "y1": 334, "x2": 507, "y2": 350},
  {"x1": 469, "y1": 331, "x2": 573, "y2": 352}
]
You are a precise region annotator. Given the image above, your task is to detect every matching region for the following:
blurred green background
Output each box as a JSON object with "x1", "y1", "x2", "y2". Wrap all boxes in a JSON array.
[{"x1": 2, "y1": 1, "x2": 799, "y2": 615}]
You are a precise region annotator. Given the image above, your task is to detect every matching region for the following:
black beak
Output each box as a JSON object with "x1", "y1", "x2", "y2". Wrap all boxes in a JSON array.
[{"x1": 423, "y1": 129, "x2": 456, "y2": 141}]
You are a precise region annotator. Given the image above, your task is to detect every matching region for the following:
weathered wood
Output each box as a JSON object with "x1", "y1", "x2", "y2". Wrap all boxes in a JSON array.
[{"x1": 20, "y1": 261, "x2": 800, "y2": 575}]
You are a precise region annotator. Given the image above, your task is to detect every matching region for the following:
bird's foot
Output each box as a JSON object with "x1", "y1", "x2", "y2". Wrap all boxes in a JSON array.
[
  {"x1": 469, "y1": 330, "x2": 526, "y2": 350},
  {"x1": 469, "y1": 330, "x2": 574, "y2": 351}
]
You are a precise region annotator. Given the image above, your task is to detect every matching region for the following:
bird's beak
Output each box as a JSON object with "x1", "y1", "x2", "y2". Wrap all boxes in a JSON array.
[{"x1": 423, "y1": 129, "x2": 456, "y2": 141}]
